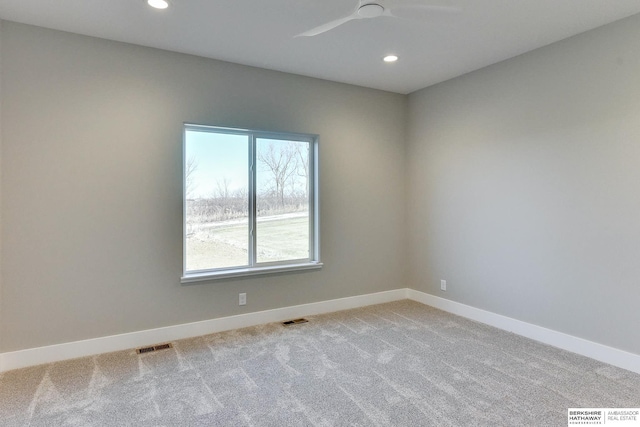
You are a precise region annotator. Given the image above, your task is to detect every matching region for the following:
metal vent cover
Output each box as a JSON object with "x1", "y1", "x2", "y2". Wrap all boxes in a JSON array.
[
  {"x1": 136, "y1": 343, "x2": 173, "y2": 354},
  {"x1": 282, "y1": 318, "x2": 309, "y2": 326}
]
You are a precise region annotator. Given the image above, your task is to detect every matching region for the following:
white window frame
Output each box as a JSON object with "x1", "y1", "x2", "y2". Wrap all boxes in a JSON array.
[{"x1": 181, "y1": 124, "x2": 322, "y2": 283}]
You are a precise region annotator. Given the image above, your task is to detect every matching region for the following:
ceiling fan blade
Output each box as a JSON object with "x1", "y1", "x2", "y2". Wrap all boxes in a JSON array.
[{"x1": 296, "y1": 14, "x2": 358, "y2": 37}]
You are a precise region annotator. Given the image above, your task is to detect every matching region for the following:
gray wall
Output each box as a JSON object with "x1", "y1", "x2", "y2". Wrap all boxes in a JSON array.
[
  {"x1": 0, "y1": 22, "x2": 407, "y2": 352},
  {"x1": 407, "y1": 13, "x2": 640, "y2": 354}
]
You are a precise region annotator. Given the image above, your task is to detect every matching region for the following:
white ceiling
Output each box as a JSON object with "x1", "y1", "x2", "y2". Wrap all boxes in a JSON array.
[{"x1": 1, "y1": 0, "x2": 640, "y2": 94}]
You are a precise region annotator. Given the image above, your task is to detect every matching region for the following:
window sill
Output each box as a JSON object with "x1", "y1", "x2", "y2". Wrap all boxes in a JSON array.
[{"x1": 181, "y1": 262, "x2": 323, "y2": 284}]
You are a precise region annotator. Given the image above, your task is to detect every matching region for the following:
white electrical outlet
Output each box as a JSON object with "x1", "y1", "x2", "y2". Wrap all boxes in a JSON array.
[
  {"x1": 440, "y1": 280, "x2": 447, "y2": 291},
  {"x1": 239, "y1": 293, "x2": 247, "y2": 306}
]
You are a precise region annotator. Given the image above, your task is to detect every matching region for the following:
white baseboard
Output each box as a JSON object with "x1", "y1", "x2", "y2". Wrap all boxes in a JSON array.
[
  {"x1": 2, "y1": 288, "x2": 639, "y2": 376},
  {"x1": 407, "y1": 289, "x2": 640, "y2": 375},
  {"x1": 0, "y1": 289, "x2": 408, "y2": 372}
]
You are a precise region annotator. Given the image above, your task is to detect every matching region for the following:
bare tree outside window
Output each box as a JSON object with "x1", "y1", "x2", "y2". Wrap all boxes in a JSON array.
[
  {"x1": 185, "y1": 155, "x2": 199, "y2": 199},
  {"x1": 295, "y1": 143, "x2": 310, "y2": 199},
  {"x1": 257, "y1": 142, "x2": 298, "y2": 208}
]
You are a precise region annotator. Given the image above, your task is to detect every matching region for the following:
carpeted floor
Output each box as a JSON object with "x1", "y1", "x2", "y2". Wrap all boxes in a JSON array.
[{"x1": 1, "y1": 300, "x2": 638, "y2": 426}]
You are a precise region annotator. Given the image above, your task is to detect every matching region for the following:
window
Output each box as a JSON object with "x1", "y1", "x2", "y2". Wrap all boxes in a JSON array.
[{"x1": 182, "y1": 124, "x2": 321, "y2": 282}]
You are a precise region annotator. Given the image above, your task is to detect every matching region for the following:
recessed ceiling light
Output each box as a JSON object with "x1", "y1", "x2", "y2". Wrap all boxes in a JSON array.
[
  {"x1": 383, "y1": 55, "x2": 399, "y2": 63},
  {"x1": 147, "y1": 0, "x2": 169, "y2": 9}
]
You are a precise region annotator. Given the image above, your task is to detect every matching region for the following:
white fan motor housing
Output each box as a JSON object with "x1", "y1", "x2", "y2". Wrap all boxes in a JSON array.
[{"x1": 358, "y1": 3, "x2": 385, "y2": 18}]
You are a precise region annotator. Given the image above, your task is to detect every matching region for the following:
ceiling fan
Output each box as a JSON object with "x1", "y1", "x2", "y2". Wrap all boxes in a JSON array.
[{"x1": 296, "y1": 0, "x2": 461, "y2": 37}]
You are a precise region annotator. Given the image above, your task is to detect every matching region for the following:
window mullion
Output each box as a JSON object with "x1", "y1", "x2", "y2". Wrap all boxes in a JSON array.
[{"x1": 248, "y1": 134, "x2": 257, "y2": 267}]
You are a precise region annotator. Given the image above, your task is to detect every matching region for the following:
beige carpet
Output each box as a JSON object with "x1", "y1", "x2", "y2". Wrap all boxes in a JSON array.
[{"x1": 1, "y1": 300, "x2": 639, "y2": 426}]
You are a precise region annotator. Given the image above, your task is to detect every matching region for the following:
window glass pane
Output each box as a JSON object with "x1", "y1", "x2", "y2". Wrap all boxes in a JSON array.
[
  {"x1": 256, "y1": 138, "x2": 310, "y2": 263},
  {"x1": 185, "y1": 130, "x2": 249, "y2": 271}
]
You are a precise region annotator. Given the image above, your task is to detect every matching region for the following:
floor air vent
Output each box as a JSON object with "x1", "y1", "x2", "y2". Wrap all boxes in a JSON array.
[
  {"x1": 136, "y1": 343, "x2": 173, "y2": 354},
  {"x1": 282, "y1": 318, "x2": 309, "y2": 326}
]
